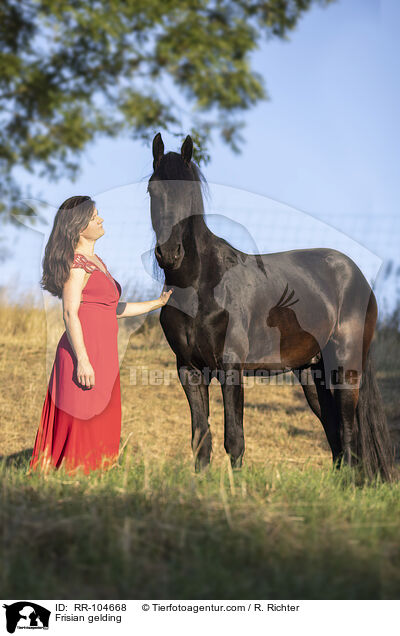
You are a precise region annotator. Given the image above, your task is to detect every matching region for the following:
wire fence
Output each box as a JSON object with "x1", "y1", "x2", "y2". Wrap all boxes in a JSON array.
[{"x1": 1, "y1": 184, "x2": 399, "y2": 318}]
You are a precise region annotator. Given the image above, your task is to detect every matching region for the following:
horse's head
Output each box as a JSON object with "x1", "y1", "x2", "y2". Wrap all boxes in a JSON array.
[{"x1": 148, "y1": 132, "x2": 204, "y2": 271}]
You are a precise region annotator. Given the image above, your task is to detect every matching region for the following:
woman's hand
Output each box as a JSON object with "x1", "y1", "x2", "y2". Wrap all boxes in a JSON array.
[
  {"x1": 77, "y1": 357, "x2": 95, "y2": 389},
  {"x1": 159, "y1": 286, "x2": 173, "y2": 306}
]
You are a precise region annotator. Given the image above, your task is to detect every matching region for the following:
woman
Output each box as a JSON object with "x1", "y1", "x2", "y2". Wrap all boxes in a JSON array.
[{"x1": 29, "y1": 195, "x2": 172, "y2": 475}]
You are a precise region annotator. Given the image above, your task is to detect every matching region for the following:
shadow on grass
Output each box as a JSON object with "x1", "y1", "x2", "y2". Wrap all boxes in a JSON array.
[
  {"x1": 212, "y1": 395, "x2": 308, "y2": 415},
  {"x1": 285, "y1": 425, "x2": 318, "y2": 439},
  {"x1": 1, "y1": 455, "x2": 399, "y2": 600},
  {"x1": 0, "y1": 447, "x2": 33, "y2": 468}
]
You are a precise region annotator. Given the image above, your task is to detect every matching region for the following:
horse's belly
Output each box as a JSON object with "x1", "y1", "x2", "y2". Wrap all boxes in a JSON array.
[
  {"x1": 244, "y1": 334, "x2": 320, "y2": 370},
  {"x1": 242, "y1": 319, "x2": 328, "y2": 369}
]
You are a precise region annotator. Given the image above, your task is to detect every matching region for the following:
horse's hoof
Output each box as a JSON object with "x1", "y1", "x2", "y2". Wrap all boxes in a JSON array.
[
  {"x1": 194, "y1": 457, "x2": 211, "y2": 472},
  {"x1": 230, "y1": 455, "x2": 243, "y2": 470}
]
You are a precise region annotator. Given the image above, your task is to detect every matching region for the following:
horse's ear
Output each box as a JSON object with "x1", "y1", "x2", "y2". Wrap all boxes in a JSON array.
[
  {"x1": 152, "y1": 132, "x2": 164, "y2": 170},
  {"x1": 181, "y1": 135, "x2": 193, "y2": 165}
]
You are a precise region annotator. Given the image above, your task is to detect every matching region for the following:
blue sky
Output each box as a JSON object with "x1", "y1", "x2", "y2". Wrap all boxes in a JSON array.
[{"x1": 2, "y1": 0, "x2": 399, "y2": 314}]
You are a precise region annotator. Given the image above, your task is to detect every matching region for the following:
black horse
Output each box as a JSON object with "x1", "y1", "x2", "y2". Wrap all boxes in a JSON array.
[{"x1": 147, "y1": 132, "x2": 394, "y2": 481}]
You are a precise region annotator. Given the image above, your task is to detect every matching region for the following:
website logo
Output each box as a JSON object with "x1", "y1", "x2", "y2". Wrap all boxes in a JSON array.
[{"x1": 2, "y1": 603, "x2": 50, "y2": 633}]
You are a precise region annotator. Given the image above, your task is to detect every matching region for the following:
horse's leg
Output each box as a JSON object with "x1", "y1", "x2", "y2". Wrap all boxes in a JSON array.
[
  {"x1": 296, "y1": 364, "x2": 342, "y2": 464},
  {"x1": 220, "y1": 364, "x2": 245, "y2": 468},
  {"x1": 178, "y1": 362, "x2": 212, "y2": 471},
  {"x1": 333, "y1": 387, "x2": 359, "y2": 466},
  {"x1": 326, "y1": 335, "x2": 362, "y2": 468},
  {"x1": 329, "y1": 292, "x2": 393, "y2": 478}
]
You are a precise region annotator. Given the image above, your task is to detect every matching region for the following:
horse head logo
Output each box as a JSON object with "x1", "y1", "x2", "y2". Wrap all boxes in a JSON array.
[{"x1": 2, "y1": 602, "x2": 51, "y2": 634}]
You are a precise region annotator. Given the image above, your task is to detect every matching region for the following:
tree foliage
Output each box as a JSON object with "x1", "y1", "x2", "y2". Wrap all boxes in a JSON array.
[{"x1": 0, "y1": 0, "x2": 335, "y2": 222}]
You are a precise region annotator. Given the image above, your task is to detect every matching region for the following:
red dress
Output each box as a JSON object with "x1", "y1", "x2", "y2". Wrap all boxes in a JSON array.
[{"x1": 29, "y1": 253, "x2": 122, "y2": 475}]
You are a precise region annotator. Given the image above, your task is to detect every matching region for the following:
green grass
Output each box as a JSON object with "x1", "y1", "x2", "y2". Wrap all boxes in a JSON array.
[
  {"x1": 1, "y1": 448, "x2": 400, "y2": 600},
  {"x1": 1, "y1": 300, "x2": 400, "y2": 600}
]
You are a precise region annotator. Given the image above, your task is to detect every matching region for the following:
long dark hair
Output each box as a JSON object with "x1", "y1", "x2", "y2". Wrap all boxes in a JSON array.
[{"x1": 41, "y1": 196, "x2": 96, "y2": 298}]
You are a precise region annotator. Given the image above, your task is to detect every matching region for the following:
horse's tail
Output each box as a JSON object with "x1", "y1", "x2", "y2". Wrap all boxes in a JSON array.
[{"x1": 354, "y1": 349, "x2": 395, "y2": 482}]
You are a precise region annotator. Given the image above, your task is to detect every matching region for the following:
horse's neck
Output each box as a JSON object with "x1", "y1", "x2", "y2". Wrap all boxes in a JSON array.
[{"x1": 164, "y1": 213, "x2": 214, "y2": 288}]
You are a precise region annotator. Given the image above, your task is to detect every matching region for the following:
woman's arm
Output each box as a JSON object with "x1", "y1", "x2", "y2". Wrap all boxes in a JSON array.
[
  {"x1": 62, "y1": 268, "x2": 95, "y2": 389},
  {"x1": 116, "y1": 288, "x2": 173, "y2": 319}
]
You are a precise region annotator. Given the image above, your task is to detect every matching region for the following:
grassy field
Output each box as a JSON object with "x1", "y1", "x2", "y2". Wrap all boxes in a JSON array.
[{"x1": 1, "y1": 293, "x2": 400, "y2": 599}]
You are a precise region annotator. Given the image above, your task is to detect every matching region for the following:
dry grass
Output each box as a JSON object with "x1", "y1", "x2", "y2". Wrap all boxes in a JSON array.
[
  {"x1": 0, "y1": 298, "x2": 335, "y2": 468},
  {"x1": 1, "y1": 297, "x2": 399, "y2": 467}
]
